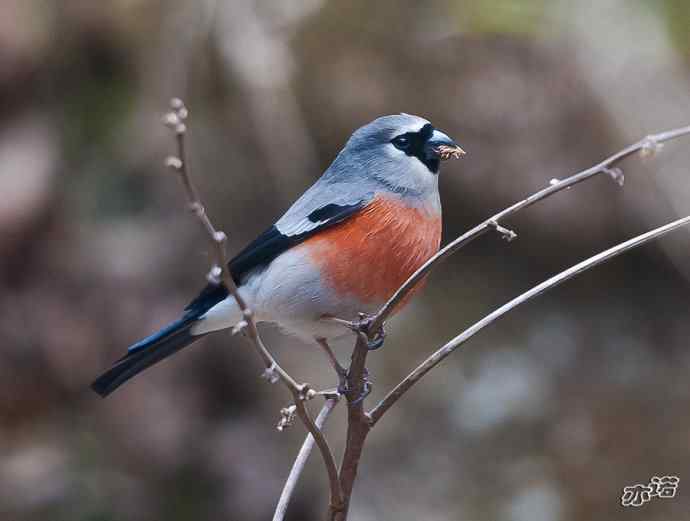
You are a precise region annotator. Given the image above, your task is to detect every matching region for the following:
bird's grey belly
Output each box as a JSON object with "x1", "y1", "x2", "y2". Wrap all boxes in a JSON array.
[{"x1": 245, "y1": 247, "x2": 378, "y2": 341}]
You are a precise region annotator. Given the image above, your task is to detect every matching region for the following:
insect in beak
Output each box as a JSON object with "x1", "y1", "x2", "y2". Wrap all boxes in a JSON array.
[{"x1": 434, "y1": 144, "x2": 466, "y2": 160}]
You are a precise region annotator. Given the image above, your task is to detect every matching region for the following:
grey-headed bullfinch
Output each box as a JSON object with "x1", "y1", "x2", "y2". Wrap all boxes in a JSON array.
[{"x1": 92, "y1": 114, "x2": 464, "y2": 397}]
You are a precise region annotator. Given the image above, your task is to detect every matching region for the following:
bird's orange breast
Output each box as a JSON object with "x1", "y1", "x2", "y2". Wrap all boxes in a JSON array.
[{"x1": 301, "y1": 195, "x2": 441, "y2": 311}]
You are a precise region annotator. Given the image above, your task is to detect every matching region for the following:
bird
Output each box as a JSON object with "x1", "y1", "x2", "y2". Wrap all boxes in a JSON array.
[{"x1": 91, "y1": 114, "x2": 465, "y2": 397}]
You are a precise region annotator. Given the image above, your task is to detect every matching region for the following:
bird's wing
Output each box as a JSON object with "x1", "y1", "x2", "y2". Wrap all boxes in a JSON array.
[
  {"x1": 183, "y1": 182, "x2": 374, "y2": 318},
  {"x1": 229, "y1": 199, "x2": 365, "y2": 281}
]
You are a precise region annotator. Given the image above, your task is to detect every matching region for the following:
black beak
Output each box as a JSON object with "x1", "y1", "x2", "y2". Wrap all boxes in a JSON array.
[{"x1": 425, "y1": 129, "x2": 466, "y2": 161}]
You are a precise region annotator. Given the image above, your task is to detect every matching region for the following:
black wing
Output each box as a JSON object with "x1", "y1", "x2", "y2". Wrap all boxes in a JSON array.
[
  {"x1": 90, "y1": 201, "x2": 365, "y2": 397},
  {"x1": 183, "y1": 201, "x2": 365, "y2": 318}
]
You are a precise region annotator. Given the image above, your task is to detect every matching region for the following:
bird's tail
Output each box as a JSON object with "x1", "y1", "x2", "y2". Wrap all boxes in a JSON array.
[{"x1": 91, "y1": 316, "x2": 206, "y2": 397}]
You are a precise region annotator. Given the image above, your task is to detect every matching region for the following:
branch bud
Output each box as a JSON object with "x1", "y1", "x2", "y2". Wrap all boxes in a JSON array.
[
  {"x1": 605, "y1": 166, "x2": 625, "y2": 187},
  {"x1": 164, "y1": 156, "x2": 183, "y2": 170},
  {"x1": 188, "y1": 201, "x2": 204, "y2": 216},
  {"x1": 262, "y1": 364, "x2": 280, "y2": 384},
  {"x1": 165, "y1": 99, "x2": 188, "y2": 130},
  {"x1": 276, "y1": 405, "x2": 297, "y2": 431},
  {"x1": 488, "y1": 220, "x2": 518, "y2": 242},
  {"x1": 162, "y1": 112, "x2": 180, "y2": 128},
  {"x1": 549, "y1": 178, "x2": 572, "y2": 191},
  {"x1": 231, "y1": 319, "x2": 248, "y2": 335},
  {"x1": 206, "y1": 265, "x2": 222, "y2": 284},
  {"x1": 640, "y1": 137, "x2": 664, "y2": 157}
]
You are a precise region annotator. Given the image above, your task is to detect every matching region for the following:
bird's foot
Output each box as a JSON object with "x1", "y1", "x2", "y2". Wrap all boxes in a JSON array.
[
  {"x1": 351, "y1": 312, "x2": 386, "y2": 350},
  {"x1": 366, "y1": 327, "x2": 386, "y2": 350}
]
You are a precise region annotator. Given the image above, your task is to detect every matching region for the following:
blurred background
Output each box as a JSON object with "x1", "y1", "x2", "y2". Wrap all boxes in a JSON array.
[{"x1": 0, "y1": 1, "x2": 689, "y2": 520}]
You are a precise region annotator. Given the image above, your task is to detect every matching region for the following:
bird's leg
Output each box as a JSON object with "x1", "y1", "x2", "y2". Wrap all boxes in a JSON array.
[
  {"x1": 366, "y1": 326, "x2": 386, "y2": 350},
  {"x1": 320, "y1": 314, "x2": 386, "y2": 350},
  {"x1": 317, "y1": 314, "x2": 380, "y2": 402},
  {"x1": 315, "y1": 337, "x2": 348, "y2": 391}
]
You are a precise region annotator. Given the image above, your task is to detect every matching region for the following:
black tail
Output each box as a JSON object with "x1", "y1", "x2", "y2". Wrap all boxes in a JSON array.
[
  {"x1": 91, "y1": 318, "x2": 205, "y2": 397},
  {"x1": 93, "y1": 273, "x2": 233, "y2": 397}
]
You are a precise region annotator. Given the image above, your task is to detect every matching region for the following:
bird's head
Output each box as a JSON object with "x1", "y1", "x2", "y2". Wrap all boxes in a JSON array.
[{"x1": 333, "y1": 114, "x2": 465, "y2": 197}]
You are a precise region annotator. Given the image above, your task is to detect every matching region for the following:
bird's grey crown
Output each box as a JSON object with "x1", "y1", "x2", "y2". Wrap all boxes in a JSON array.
[{"x1": 346, "y1": 114, "x2": 431, "y2": 148}]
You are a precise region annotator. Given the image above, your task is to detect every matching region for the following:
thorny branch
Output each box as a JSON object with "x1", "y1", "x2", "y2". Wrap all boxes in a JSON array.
[{"x1": 163, "y1": 98, "x2": 343, "y2": 512}]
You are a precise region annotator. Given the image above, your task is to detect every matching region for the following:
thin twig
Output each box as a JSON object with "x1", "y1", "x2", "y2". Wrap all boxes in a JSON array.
[
  {"x1": 330, "y1": 125, "x2": 690, "y2": 520},
  {"x1": 368, "y1": 215, "x2": 690, "y2": 424},
  {"x1": 163, "y1": 100, "x2": 300, "y2": 390},
  {"x1": 368, "y1": 125, "x2": 690, "y2": 336},
  {"x1": 293, "y1": 398, "x2": 343, "y2": 511},
  {"x1": 163, "y1": 98, "x2": 343, "y2": 511},
  {"x1": 273, "y1": 398, "x2": 339, "y2": 521}
]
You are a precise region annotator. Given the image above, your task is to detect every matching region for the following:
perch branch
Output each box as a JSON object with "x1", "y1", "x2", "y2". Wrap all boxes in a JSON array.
[
  {"x1": 367, "y1": 124, "x2": 690, "y2": 337},
  {"x1": 368, "y1": 215, "x2": 690, "y2": 424},
  {"x1": 330, "y1": 125, "x2": 690, "y2": 520},
  {"x1": 163, "y1": 98, "x2": 343, "y2": 511},
  {"x1": 273, "y1": 398, "x2": 339, "y2": 521}
]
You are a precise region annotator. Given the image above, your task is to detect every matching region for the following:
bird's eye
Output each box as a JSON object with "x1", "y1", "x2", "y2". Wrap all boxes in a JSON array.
[{"x1": 391, "y1": 135, "x2": 410, "y2": 150}]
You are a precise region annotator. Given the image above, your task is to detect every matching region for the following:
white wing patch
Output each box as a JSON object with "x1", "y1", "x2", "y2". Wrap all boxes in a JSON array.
[
  {"x1": 275, "y1": 199, "x2": 368, "y2": 237},
  {"x1": 277, "y1": 218, "x2": 326, "y2": 237}
]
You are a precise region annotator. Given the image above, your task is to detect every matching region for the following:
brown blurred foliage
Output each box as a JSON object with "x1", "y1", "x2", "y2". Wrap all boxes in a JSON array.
[{"x1": 0, "y1": 1, "x2": 689, "y2": 520}]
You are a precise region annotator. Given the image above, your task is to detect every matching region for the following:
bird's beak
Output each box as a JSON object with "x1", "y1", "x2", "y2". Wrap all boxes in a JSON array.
[{"x1": 425, "y1": 129, "x2": 466, "y2": 161}]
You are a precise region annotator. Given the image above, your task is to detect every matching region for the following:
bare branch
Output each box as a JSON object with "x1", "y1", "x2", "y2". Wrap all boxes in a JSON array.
[
  {"x1": 273, "y1": 398, "x2": 339, "y2": 521},
  {"x1": 293, "y1": 398, "x2": 343, "y2": 511},
  {"x1": 163, "y1": 98, "x2": 343, "y2": 511},
  {"x1": 368, "y1": 215, "x2": 690, "y2": 424},
  {"x1": 163, "y1": 99, "x2": 301, "y2": 390},
  {"x1": 164, "y1": 102, "x2": 690, "y2": 520},
  {"x1": 368, "y1": 125, "x2": 690, "y2": 336},
  {"x1": 327, "y1": 332, "x2": 373, "y2": 521}
]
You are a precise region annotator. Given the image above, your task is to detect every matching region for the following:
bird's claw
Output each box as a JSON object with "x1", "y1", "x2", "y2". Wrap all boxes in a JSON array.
[
  {"x1": 351, "y1": 313, "x2": 386, "y2": 350},
  {"x1": 367, "y1": 328, "x2": 386, "y2": 350}
]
